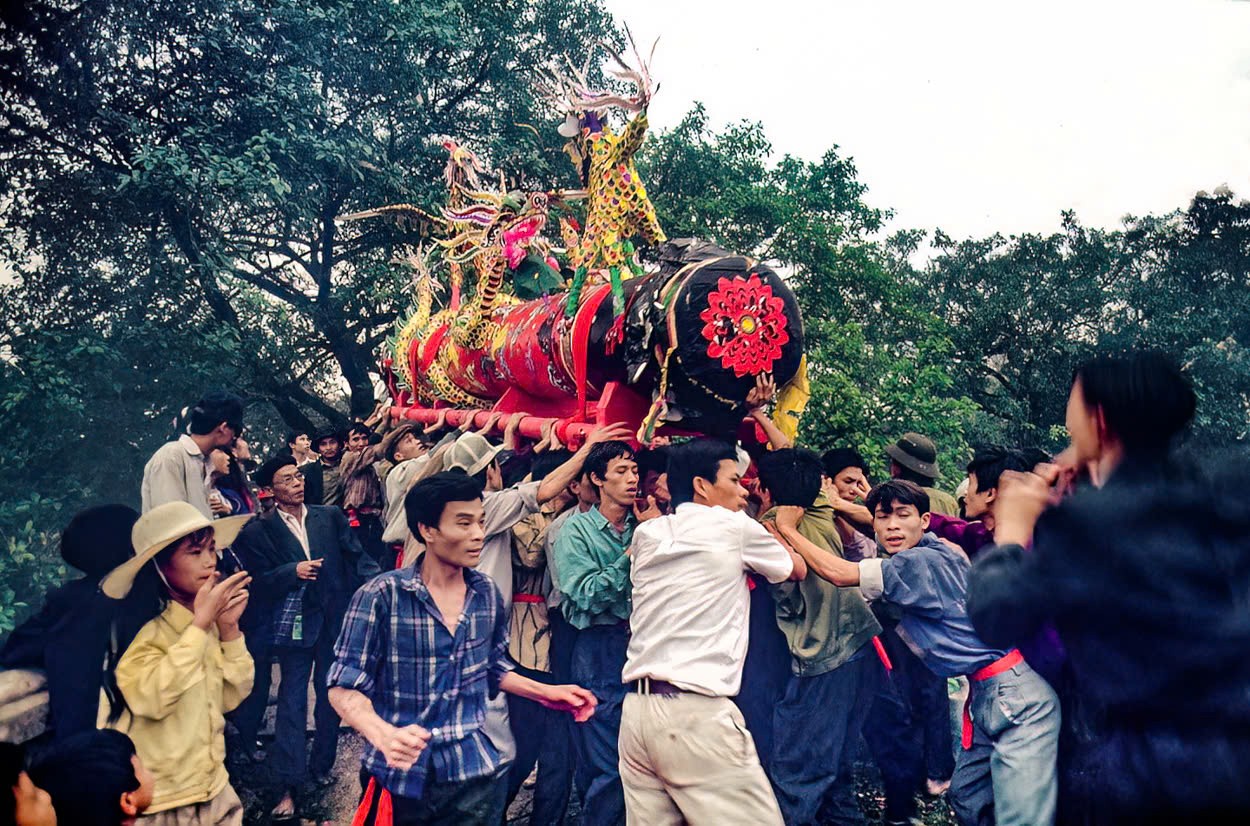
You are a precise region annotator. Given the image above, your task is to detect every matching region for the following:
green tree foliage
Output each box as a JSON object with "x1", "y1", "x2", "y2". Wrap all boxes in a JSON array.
[
  {"x1": 0, "y1": 0, "x2": 617, "y2": 633},
  {"x1": 920, "y1": 190, "x2": 1250, "y2": 451},
  {"x1": 1, "y1": 0, "x2": 616, "y2": 429},
  {"x1": 639, "y1": 106, "x2": 977, "y2": 481}
]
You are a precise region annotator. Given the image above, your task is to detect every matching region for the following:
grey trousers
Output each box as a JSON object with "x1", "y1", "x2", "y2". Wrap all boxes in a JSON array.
[{"x1": 950, "y1": 662, "x2": 1060, "y2": 826}]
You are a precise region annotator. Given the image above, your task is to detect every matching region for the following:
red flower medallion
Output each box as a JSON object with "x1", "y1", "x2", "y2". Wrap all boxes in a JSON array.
[{"x1": 698, "y1": 274, "x2": 790, "y2": 377}]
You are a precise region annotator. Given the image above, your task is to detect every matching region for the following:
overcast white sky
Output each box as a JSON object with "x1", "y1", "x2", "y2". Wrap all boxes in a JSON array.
[{"x1": 603, "y1": 0, "x2": 1250, "y2": 241}]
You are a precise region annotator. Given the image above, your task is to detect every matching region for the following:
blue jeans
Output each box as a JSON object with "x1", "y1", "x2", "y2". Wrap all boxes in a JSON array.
[
  {"x1": 950, "y1": 662, "x2": 1060, "y2": 826},
  {"x1": 570, "y1": 623, "x2": 629, "y2": 826}
]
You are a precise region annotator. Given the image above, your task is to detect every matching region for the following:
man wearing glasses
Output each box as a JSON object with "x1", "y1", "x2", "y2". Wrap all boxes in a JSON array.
[{"x1": 141, "y1": 390, "x2": 246, "y2": 519}]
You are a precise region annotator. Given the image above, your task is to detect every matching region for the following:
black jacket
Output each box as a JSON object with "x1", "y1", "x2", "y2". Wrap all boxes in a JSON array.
[
  {"x1": 967, "y1": 460, "x2": 1250, "y2": 825},
  {"x1": 1, "y1": 579, "x2": 152, "y2": 739},
  {"x1": 233, "y1": 505, "x2": 380, "y2": 647}
]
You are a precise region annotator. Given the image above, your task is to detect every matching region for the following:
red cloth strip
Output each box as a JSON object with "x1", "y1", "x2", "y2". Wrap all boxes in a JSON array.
[{"x1": 962, "y1": 649, "x2": 1024, "y2": 749}]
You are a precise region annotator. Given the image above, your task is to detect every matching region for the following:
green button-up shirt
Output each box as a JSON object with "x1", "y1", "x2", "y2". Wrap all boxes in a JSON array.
[{"x1": 551, "y1": 505, "x2": 634, "y2": 630}]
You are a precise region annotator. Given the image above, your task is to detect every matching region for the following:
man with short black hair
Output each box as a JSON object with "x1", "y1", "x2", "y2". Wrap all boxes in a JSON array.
[
  {"x1": 328, "y1": 472, "x2": 598, "y2": 825},
  {"x1": 551, "y1": 440, "x2": 657, "y2": 826},
  {"x1": 618, "y1": 438, "x2": 803, "y2": 825},
  {"x1": 928, "y1": 446, "x2": 1035, "y2": 559},
  {"x1": 232, "y1": 454, "x2": 381, "y2": 820},
  {"x1": 28, "y1": 729, "x2": 154, "y2": 826},
  {"x1": 755, "y1": 448, "x2": 882, "y2": 825},
  {"x1": 821, "y1": 447, "x2": 878, "y2": 563},
  {"x1": 286, "y1": 431, "x2": 319, "y2": 466},
  {"x1": 141, "y1": 390, "x2": 244, "y2": 517},
  {"x1": 314, "y1": 429, "x2": 345, "y2": 507},
  {"x1": 776, "y1": 480, "x2": 1059, "y2": 826}
]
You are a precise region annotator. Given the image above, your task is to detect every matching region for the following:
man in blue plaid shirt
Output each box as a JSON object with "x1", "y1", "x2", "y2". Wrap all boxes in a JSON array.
[{"x1": 329, "y1": 472, "x2": 597, "y2": 825}]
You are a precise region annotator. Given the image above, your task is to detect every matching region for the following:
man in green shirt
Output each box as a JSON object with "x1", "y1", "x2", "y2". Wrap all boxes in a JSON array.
[
  {"x1": 757, "y1": 448, "x2": 882, "y2": 825},
  {"x1": 552, "y1": 440, "x2": 660, "y2": 826},
  {"x1": 886, "y1": 432, "x2": 961, "y2": 517}
]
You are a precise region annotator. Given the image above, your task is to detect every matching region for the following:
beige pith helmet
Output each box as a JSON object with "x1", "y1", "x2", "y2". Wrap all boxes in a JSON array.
[{"x1": 100, "y1": 501, "x2": 252, "y2": 599}]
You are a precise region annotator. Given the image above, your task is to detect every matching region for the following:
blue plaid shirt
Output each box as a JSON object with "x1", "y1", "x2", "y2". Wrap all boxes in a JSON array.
[{"x1": 327, "y1": 563, "x2": 515, "y2": 799}]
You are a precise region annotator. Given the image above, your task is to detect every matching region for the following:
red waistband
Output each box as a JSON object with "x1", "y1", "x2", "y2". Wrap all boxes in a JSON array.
[
  {"x1": 513, "y1": 593, "x2": 545, "y2": 604},
  {"x1": 970, "y1": 649, "x2": 1023, "y2": 682},
  {"x1": 962, "y1": 649, "x2": 1024, "y2": 750}
]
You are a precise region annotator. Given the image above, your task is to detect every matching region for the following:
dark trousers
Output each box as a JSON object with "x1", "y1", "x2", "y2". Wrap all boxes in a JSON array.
[
  {"x1": 270, "y1": 628, "x2": 340, "y2": 787},
  {"x1": 503, "y1": 609, "x2": 579, "y2": 825},
  {"x1": 771, "y1": 651, "x2": 877, "y2": 826},
  {"x1": 505, "y1": 665, "x2": 574, "y2": 821},
  {"x1": 734, "y1": 575, "x2": 792, "y2": 768},
  {"x1": 352, "y1": 513, "x2": 390, "y2": 571},
  {"x1": 570, "y1": 623, "x2": 629, "y2": 826},
  {"x1": 230, "y1": 629, "x2": 271, "y2": 752},
  {"x1": 889, "y1": 630, "x2": 955, "y2": 782},
  {"x1": 356, "y1": 768, "x2": 508, "y2": 826},
  {"x1": 863, "y1": 652, "x2": 925, "y2": 824}
]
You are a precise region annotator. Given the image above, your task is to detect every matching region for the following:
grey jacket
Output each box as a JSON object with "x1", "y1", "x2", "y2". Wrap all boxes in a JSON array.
[{"x1": 140, "y1": 435, "x2": 213, "y2": 517}]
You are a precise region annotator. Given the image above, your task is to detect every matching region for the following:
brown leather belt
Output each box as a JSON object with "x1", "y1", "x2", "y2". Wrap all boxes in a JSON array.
[{"x1": 630, "y1": 677, "x2": 687, "y2": 695}]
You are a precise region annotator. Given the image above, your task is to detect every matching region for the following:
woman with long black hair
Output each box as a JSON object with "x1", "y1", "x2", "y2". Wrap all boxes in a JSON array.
[
  {"x1": 97, "y1": 502, "x2": 254, "y2": 826},
  {"x1": 967, "y1": 351, "x2": 1250, "y2": 825}
]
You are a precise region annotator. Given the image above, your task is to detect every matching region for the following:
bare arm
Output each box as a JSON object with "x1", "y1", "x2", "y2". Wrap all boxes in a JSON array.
[
  {"x1": 745, "y1": 374, "x2": 791, "y2": 450},
  {"x1": 536, "y1": 422, "x2": 634, "y2": 504},
  {"x1": 750, "y1": 409, "x2": 792, "y2": 450},
  {"x1": 774, "y1": 507, "x2": 861, "y2": 586},
  {"x1": 499, "y1": 672, "x2": 597, "y2": 722},
  {"x1": 329, "y1": 687, "x2": 430, "y2": 770}
]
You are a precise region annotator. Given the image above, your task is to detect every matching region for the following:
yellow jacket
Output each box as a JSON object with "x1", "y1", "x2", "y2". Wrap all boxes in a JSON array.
[{"x1": 102, "y1": 601, "x2": 254, "y2": 813}]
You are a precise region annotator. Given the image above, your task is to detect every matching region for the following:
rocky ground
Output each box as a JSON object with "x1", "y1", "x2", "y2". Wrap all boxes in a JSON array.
[{"x1": 229, "y1": 729, "x2": 956, "y2": 825}]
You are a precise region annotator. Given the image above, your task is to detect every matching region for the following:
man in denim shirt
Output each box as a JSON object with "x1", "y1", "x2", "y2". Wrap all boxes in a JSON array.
[
  {"x1": 774, "y1": 480, "x2": 1060, "y2": 826},
  {"x1": 328, "y1": 473, "x2": 597, "y2": 825}
]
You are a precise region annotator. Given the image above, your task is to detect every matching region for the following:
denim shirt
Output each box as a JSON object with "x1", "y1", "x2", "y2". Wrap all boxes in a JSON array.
[{"x1": 859, "y1": 533, "x2": 1007, "y2": 677}]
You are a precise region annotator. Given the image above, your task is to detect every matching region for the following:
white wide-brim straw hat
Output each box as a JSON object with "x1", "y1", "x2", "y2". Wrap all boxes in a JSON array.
[
  {"x1": 100, "y1": 501, "x2": 253, "y2": 598},
  {"x1": 448, "y1": 432, "x2": 506, "y2": 477}
]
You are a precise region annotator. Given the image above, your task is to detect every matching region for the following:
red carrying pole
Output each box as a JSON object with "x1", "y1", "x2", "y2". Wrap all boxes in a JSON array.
[{"x1": 389, "y1": 407, "x2": 601, "y2": 449}]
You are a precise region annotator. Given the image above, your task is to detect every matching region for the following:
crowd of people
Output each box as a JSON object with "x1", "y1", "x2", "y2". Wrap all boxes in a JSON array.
[{"x1": 4, "y1": 349, "x2": 1250, "y2": 826}]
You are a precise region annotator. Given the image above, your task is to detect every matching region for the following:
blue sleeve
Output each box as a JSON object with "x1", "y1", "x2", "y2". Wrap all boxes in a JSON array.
[
  {"x1": 880, "y1": 550, "x2": 946, "y2": 618},
  {"x1": 327, "y1": 581, "x2": 388, "y2": 695}
]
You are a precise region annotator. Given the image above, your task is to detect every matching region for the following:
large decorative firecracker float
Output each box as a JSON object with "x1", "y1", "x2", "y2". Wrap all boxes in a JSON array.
[{"x1": 344, "y1": 38, "x2": 810, "y2": 447}]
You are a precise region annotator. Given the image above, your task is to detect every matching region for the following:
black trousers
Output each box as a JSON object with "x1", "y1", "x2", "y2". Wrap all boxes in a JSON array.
[
  {"x1": 887, "y1": 629, "x2": 955, "y2": 782},
  {"x1": 503, "y1": 607, "x2": 580, "y2": 825},
  {"x1": 771, "y1": 651, "x2": 878, "y2": 826},
  {"x1": 355, "y1": 768, "x2": 508, "y2": 826},
  {"x1": 734, "y1": 575, "x2": 792, "y2": 769},
  {"x1": 229, "y1": 628, "x2": 271, "y2": 753},
  {"x1": 351, "y1": 513, "x2": 390, "y2": 570},
  {"x1": 269, "y1": 628, "x2": 340, "y2": 787}
]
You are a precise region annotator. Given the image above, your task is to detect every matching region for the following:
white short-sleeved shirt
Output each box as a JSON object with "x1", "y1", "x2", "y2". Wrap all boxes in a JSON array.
[{"x1": 622, "y1": 502, "x2": 794, "y2": 696}]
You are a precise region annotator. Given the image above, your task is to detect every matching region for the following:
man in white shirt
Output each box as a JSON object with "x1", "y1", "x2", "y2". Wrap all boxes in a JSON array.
[
  {"x1": 620, "y1": 438, "x2": 806, "y2": 825},
  {"x1": 140, "y1": 391, "x2": 244, "y2": 517}
]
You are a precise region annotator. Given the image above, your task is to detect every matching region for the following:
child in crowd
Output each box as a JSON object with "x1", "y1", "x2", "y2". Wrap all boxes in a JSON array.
[
  {"x1": 772, "y1": 480, "x2": 1060, "y2": 826},
  {"x1": 1, "y1": 742, "x2": 56, "y2": 826},
  {"x1": 96, "y1": 501, "x2": 255, "y2": 826},
  {"x1": 28, "y1": 730, "x2": 154, "y2": 826}
]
